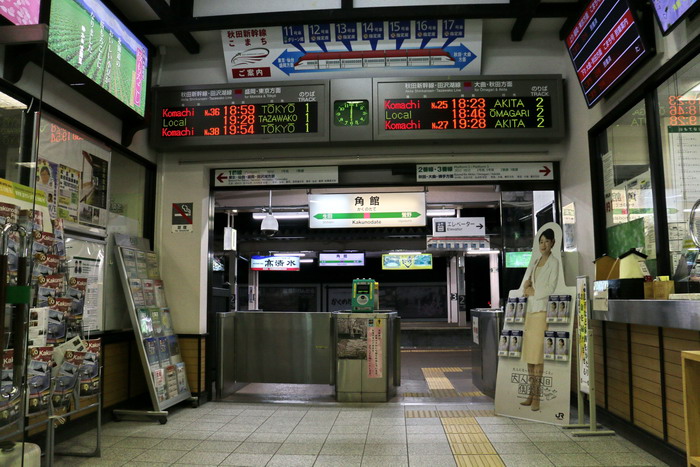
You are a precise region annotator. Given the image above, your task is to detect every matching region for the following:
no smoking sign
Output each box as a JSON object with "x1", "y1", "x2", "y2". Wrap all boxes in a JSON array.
[{"x1": 172, "y1": 202, "x2": 193, "y2": 233}]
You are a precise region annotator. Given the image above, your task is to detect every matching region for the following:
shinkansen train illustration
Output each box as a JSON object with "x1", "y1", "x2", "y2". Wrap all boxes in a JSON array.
[{"x1": 293, "y1": 49, "x2": 455, "y2": 70}]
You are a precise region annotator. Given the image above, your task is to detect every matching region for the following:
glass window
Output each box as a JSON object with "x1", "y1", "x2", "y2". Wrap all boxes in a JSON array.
[
  {"x1": 658, "y1": 54, "x2": 700, "y2": 285},
  {"x1": 597, "y1": 100, "x2": 657, "y2": 275},
  {"x1": 109, "y1": 151, "x2": 146, "y2": 236}
]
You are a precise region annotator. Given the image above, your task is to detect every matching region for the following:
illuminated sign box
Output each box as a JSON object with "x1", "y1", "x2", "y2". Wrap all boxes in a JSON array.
[
  {"x1": 382, "y1": 253, "x2": 433, "y2": 270},
  {"x1": 565, "y1": 0, "x2": 653, "y2": 107},
  {"x1": 309, "y1": 192, "x2": 426, "y2": 229},
  {"x1": 651, "y1": 0, "x2": 699, "y2": 35},
  {"x1": 48, "y1": 0, "x2": 149, "y2": 116},
  {"x1": 250, "y1": 255, "x2": 300, "y2": 271},
  {"x1": 319, "y1": 252, "x2": 365, "y2": 267},
  {"x1": 505, "y1": 251, "x2": 532, "y2": 268},
  {"x1": 153, "y1": 82, "x2": 329, "y2": 149},
  {"x1": 374, "y1": 76, "x2": 565, "y2": 141}
]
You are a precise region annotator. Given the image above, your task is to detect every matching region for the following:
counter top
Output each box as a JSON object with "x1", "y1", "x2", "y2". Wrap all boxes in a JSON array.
[{"x1": 591, "y1": 299, "x2": 700, "y2": 330}]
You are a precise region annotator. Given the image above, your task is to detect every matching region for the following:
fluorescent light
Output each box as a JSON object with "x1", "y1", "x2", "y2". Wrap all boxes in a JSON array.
[
  {"x1": 252, "y1": 212, "x2": 309, "y2": 220},
  {"x1": 427, "y1": 208, "x2": 457, "y2": 217},
  {"x1": 300, "y1": 259, "x2": 314, "y2": 263},
  {"x1": 389, "y1": 251, "x2": 424, "y2": 255},
  {"x1": 467, "y1": 250, "x2": 500, "y2": 255},
  {"x1": 0, "y1": 92, "x2": 26, "y2": 110},
  {"x1": 273, "y1": 252, "x2": 306, "y2": 257}
]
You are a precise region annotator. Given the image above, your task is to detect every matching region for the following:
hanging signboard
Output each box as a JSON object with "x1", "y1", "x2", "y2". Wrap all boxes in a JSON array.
[
  {"x1": 426, "y1": 236, "x2": 489, "y2": 251},
  {"x1": 417, "y1": 162, "x2": 554, "y2": 182},
  {"x1": 221, "y1": 19, "x2": 481, "y2": 82},
  {"x1": 382, "y1": 253, "x2": 433, "y2": 270},
  {"x1": 309, "y1": 192, "x2": 426, "y2": 228},
  {"x1": 214, "y1": 166, "x2": 338, "y2": 187},
  {"x1": 251, "y1": 255, "x2": 300, "y2": 271},
  {"x1": 432, "y1": 217, "x2": 485, "y2": 237}
]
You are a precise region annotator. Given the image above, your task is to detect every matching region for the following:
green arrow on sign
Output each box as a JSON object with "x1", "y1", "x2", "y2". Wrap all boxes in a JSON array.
[{"x1": 314, "y1": 212, "x2": 422, "y2": 220}]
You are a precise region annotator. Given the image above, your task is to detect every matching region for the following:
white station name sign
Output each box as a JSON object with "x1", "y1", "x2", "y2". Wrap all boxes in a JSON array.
[
  {"x1": 250, "y1": 255, "x2": 300, "y2": 271},
  {"x1": 309, "y1": 192, "x2": 426, "y2": 228}
]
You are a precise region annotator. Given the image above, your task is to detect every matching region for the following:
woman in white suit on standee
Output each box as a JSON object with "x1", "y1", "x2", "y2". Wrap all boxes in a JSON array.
[{"x1": 520, "y1": 228, "x2": 558, "y2": 411}]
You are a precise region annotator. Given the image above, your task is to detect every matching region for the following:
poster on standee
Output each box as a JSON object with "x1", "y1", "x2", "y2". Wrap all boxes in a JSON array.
[
  {"x1": 576, "y1": 277, "x2": 590, "y2": 395},
  {"x1": 494, "y1": 222, "x2": 576, "y2": 425},
  {"x1": 367, "y1": 320, "x2": 383, "y2": 378}
]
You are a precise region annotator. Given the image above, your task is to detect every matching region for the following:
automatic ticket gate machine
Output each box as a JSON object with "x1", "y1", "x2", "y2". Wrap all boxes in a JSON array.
[{"x1": 351, "y1": 278, "x2": 379, "y2": 312}]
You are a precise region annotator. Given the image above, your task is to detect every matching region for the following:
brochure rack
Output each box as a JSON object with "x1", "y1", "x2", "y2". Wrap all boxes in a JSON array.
[{"x1": 112, "y1": 235, "x2": 192, "y2": 423}]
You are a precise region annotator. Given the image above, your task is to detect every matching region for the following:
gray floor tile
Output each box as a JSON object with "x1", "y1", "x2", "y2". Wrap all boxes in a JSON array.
[
  {"x1": 331, "y1": 424, "x2": 370, "y2": 434},
  {"x1": 526, "y1": 432, "x2": 572, "y2": 442},
  {"x1": 123, "y1": 462, "x2": 170, "y2": 467},
  {"x1": 267, "y1": 454, "x2": 317, "y2": 467},
  {"x1": 55, "y1": 457, "x2": 125, "y2": 466},
  {"x1": 407, "y1": 454, "x2": 457, "y2": 467},
  {"x1": 168, "y1": 430, "x2": 213, "y2": 440},
  {"x1": 578, "y1": 439, "x2": 632, "y2": 454},
  {"x1": 192, "y1": 440, "x2": 242, "y2": 452},
  {"x1": 256, "y1": 423, "x2": 296, "y2": 434},
  {"x1": 369, "y1": 425, "x2": 406, "y2": 435},
  {"x1": 480, "y1": 424, "x2": 524, "y2": 433},
  {"x1": 240, "y1": 408, "x2": 276, "y2": 417},
  {"x1": 476, "y1": 416, "x2": 514, "y2": 425},
  {"x1": 220, "y1": 452, "x2": 274, "y2": 466},
  {"x1": 326, "y1": 433, "x2": 367, "y2": 443},
  {"x1": 174, "y1": 451, "x2": 231, "y2": 465},
  {"x1": 111, "y1": 437, "x2": 161, "y2": 449},
  {"x1": 406, "y1": 433, "x2": 448, "y2": 443},
  {"x1": 407, "y1": 442, "x2": 453, "y2": 456},
  {"x1": 590, "y1": 452, "x2": 659, "y2": 466},
  {"x1": 537, "y1": 441, "x2": 586, "y2": 454},
  {"x1": 406, "y1": 425, "x2": 444, "y2": 434},
  {"x1": 286, "y1": 433, "x2": 329, "y2": 443},
  {"x1": 405, "y1": 418, "x2": 442, "y2": 426},
  {"x1": 277, "y1": 442, "x2": 324, "y2": 455},
  {"x1": 234, "y1": 441, "x2": 282, "y2": 454},
  {"x1": 485, "y1": 432, "x2": 531, "y2": 443},
  {"x1": 546, "y1": 453, "x2": 602, "y2": 466},
  {"x1": 363, "y1": 443, "x2": 407, "y2": 456},
  {"x1": 362, "y1": 455, "x2": 409, "y2": 466},
  {"x1": 491, "y1": 441, "x2": 541, "y2": 455},
  {"x1": 132, "y1": 448, "x2": 186, "y2": 463},
  {"x1": 208, "y1": 431, "x2": 251, "y2": 442},
  {"x1": 294, "y1": 424, "x2": 334, "y2": 434},
  {"x1": 500, "y1": 453, "x2": 555, "y2": 467},
  {"x1": 100, "y1": 447, "x2": 147, "y2": 461},
  {"x1": 313, "y1": 455, "x2": 362, "y2": 466},
  {"x1": 153, "y1": 438, "x2": 204, "y2": 450},
  {"x1": 189, "y1": 421, "x2": 227, "y2": 431},
  {"x1": 246, "y1": 432, "x2": 289, "y2": 443},
  {"x1": 320, "y1": 442, "x2": 365, "y2": 456},
  {"x1": 369, "y1": 417, "x2": 405, "y2": 426},
  {"x1": 364, "y1": 433, "x2": 408, "y2": 444}
]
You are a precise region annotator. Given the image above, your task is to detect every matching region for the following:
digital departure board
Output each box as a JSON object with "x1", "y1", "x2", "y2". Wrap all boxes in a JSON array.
[
  {"x1": 374, "y1": 76, "x2": 564, "y2": 141},
  {"x1": 153, "y1": 82, "x2": 328, "y2": 148},
  {"x1": 566, "y1": 0, "x2": 653, "y2": 107}
]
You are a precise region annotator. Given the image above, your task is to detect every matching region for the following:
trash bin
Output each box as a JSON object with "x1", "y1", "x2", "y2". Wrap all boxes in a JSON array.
[
  {"x1": 333, "y1": 311, "x2": 400, "y2": 402},
  {"x1": 470, "y1": 308, "x2": 503, "y2": 398}
]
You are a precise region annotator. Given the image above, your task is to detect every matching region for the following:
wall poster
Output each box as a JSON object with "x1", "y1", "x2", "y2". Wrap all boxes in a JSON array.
[
  {"x1": 37, "y1": 114, "x2": 111, "y2": 230},
  {"x1": 64, "y1": 237, "x2": 105, "y2": 332},
  {"x1": 494, "y1": 222, "x2": 576, "y2": 425}
]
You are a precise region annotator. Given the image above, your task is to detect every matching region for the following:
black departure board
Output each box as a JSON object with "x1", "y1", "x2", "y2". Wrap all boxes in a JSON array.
[
  {"x1": 566, "y1": 0, "x2": 652, "y2": 107},
  {"x1": 153, "y1": 83, "x2": 328, "y2": 148},
  {"x1": 374, "y1": 76, "x2": 564, "y2": 141}
]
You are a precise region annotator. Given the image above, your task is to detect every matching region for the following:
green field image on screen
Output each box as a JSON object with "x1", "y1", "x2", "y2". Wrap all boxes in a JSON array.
[
  {"x1": 48, "y1": 0, "x2": 147, "y2": 116},
  {"x1": 506, "y1": 251, "x2": 532, "y2": 268}
]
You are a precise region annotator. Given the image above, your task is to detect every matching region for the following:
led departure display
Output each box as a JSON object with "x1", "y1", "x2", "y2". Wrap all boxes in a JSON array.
[
  {"x1": 565, "y1": 0, "x2": 651, "y2": 107},
  {"x1": 160, "y1": 102, "x2": 318, "y2": 137},
  {"x1": 375, "y1": 76, "x2": 564, "y2": 140},
  {"x1": 153, "y1": 83, "x2": 327, "y2": 148},
  {"x1": 383, "y1": 97, "x2": 551, "y2": 131}
]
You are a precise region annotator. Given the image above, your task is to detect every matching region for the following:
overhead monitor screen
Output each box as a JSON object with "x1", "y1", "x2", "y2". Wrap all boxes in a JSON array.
[
  {"x1": 153, "y1": 83, "x2": 327, "y2": 148},
  {"x1": 319, "y1": 252, "x2": 365, "y2": 267},
  {"x1": 565, "y1": 0, "x2": 652, "y2": 107},
  {"x1": 374, "y1": 76, "x2": 565, "y2": 141},
  {"x1": 505, "y1": 251, "x2": 532, "y2": 268},
  {"x1": 48, "y1": 0, "x2": 148, "y2": 116},
  {"x1": 651, "y1": 0, "x2": 699, "y2": 35},
  {"x1": 0, "y1": 0, "x2": 41, "y2": 24}
]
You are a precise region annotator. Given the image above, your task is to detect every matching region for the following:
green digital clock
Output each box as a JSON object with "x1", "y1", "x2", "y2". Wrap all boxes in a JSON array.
[{"x1": 333, "y1": 100, "x2": 369, "y2": 126}]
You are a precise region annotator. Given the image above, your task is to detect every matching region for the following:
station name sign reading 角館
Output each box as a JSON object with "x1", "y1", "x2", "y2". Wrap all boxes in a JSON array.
[
  {"x1": 309, "y1": 192, "x2": 426, "y2": 228},
  {"x1": 221, "y1": 19, "x2": 481, "y2": 82}
]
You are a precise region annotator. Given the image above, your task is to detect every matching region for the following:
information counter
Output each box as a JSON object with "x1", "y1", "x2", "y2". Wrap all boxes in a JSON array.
[{"x1": 591, "y1": 300, "x2": 700, "y2": 454}]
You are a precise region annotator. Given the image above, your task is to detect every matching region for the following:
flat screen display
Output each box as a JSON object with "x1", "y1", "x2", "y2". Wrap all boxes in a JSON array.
[
  {"x1": 506, "y1": 251, "x2": 532, "y2": 268},
  {"x1": 651, "y1": 0, "x2": 699, "y2": 34},
  {"x1": 319, "y1": 252, "x2": 365, "y2": 267},
  {"x1": 565, "y1": 0, "x2": 651, "y2": 107},
  {"x1": 0, "y1": 0, "x2": 41, "y2": 25},
  {"x1": 48, "y1": 0, "x2": 148, "y2": 116}
]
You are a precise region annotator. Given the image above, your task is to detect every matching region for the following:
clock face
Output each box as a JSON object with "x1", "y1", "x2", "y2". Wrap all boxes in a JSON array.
[{"x1": 334, "y1": 100, "x2": 369, "y2": 126}]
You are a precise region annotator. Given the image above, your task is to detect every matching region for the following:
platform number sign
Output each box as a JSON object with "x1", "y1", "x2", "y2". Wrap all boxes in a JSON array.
[{"x1": 172, "y1": 203, "x2": 193, "y2": 233}]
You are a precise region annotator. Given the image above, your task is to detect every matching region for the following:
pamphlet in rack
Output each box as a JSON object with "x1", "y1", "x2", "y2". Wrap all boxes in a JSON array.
[{"x1": 113, "y1": 234, "x2": 192, "y2": 413}]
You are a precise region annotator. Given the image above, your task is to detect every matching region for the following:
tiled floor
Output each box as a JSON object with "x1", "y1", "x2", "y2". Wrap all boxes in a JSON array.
[
  {"x1": 53, "y1": 402, "x2": 669, "y2": 467},
  {"x1": 52, "y1": 349, "x2": 671, "y2": 466}
]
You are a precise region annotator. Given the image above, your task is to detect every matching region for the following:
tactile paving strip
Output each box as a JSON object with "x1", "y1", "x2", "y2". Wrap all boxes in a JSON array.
[{"x1": 455, "y1": 455, "x2": 506, "y2": 467}]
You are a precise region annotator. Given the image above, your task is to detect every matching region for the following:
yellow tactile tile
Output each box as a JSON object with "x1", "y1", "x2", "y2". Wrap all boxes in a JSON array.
[
  {"x1": 430, "y1": 389, "x2": 461, "y2": 397},
  {"x1": 469, "y1": 410, "x2": 496, "y2": 417},
  {"x1": 445, "y1": 426, "x2": 484, "y2": 437},
  {"x1": 445, "y1": 433, "x2": 490, "y2": 444},
  {"x1": 455, "y1": 455, "x2": 506, "y2": 467},
  {"x1": 438, "y1": 410, "x2": 472, "y2": 418},
  {"x1": 443, "y1": 423, "x2": 481, "y2": 433},
  {"x1": 460, "y1": 391, "x2": 486, "y2": 397},
  {"x1": 405, "y1": 410, "x2": 438, "y2": 418},
  {"x1": 451, "y1": 443, "x2": 497, "y2": 455}
]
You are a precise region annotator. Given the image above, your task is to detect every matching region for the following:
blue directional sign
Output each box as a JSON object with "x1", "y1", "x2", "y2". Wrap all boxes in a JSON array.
[
  {"x1": 388, "y1": 20, "x2": 411, "y2": 49},
  {"x1": 442, "y1": 19, "x2": 465, "y2": 48},
  {"x1": 335, "y1": 22, "x2": 358, "y2": 50},
  {"x1": 415, "y1": 19, "x2": 438, "y2": 48},
  {"x1": 361, "y1": 21, "x2": 385, "y2": 50},
  {"x1": 309, "y1": 24, "x2": 331, "y2": 52}
]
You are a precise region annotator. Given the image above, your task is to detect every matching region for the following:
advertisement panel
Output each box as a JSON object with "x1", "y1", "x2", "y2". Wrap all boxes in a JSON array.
[{"x1": 381, "y1": 253, "x2": 432, "y2": 270}]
